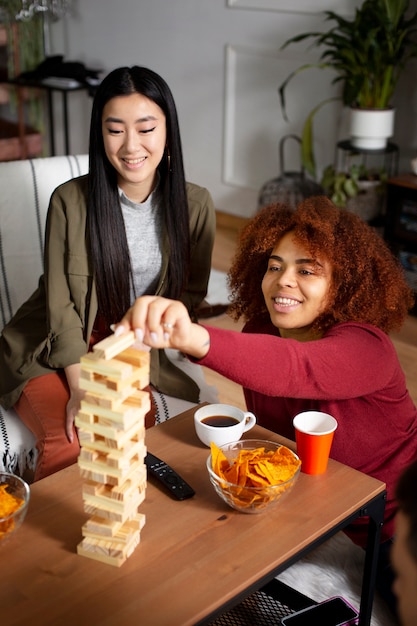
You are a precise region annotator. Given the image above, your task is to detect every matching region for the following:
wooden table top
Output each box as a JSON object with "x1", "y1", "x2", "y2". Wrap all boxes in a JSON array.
[{"x1": 0, "y1": 406, "x2": 385, "y2": 626}]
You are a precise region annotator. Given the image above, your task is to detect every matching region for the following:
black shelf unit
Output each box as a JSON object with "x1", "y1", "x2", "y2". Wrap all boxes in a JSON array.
[
  {"x1": 385, "y1": 173, "x2": 417, "y2": 313},
  {"x1": 335, "y1": 140, "x2": 399, "y2": 176}
]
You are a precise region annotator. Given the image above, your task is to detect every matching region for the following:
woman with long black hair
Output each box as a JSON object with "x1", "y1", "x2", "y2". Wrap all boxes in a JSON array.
[{"x1": 0, "y1": 66, "x2": 216, "y2": 481}]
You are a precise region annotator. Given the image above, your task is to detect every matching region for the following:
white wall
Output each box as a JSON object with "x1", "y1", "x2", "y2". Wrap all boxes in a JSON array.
[{"x1": 50, "y1": 0, "x2": 417, "y2": 218}]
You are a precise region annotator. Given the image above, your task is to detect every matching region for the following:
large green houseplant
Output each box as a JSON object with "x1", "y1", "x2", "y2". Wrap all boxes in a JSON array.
[{"x1": 279, "y1": 0, "x2": 417, "y2": 177}]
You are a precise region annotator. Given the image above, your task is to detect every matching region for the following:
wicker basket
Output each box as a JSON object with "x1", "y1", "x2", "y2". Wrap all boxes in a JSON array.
[{"x1": 345, "y1": 180, "x2": 385, "y2": 222}]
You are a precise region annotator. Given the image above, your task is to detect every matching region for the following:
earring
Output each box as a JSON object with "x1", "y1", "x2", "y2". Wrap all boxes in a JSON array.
[{"x1": 166, "y1": 148, "x2": 172, "y2": 172}]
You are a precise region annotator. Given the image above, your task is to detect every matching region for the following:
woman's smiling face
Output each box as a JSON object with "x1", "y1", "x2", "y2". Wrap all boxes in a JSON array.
[
  {"x1": 102, "y1": 92, "x2": 167, "y2": 203},
  {"x1": 261, "y1": 231, "x2": 331, "y2": 340}
]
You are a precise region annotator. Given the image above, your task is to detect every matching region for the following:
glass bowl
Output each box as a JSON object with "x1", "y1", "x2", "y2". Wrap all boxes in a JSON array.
[
  {"x1": 206, "y1": 439, "x2": 300, "y2": 514},
  {"x1": 0, "y1": 472, "x2": 30, "y2": 544}
]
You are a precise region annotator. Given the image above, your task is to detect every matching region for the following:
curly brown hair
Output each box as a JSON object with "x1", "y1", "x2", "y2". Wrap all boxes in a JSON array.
[{"x1": 227, "y1": 196, "x2": 415, "y2": 334}]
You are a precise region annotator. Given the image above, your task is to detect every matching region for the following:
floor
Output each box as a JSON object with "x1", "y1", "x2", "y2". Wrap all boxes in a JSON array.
[{"x1": 203, "y1": 211, "x2": 417, "y2": 409}]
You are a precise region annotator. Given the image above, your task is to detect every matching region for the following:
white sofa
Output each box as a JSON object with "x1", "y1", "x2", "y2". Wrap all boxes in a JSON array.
[
  {"x1": 0, "y1": 154, "x2": 219, "y2": 479},
  {"x1": 0, "y1": 155, "x2": 89, "y2": 477}
]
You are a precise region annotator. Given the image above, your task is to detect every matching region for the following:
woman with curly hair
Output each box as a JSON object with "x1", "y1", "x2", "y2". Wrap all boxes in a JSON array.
[{"x1": 117, "y1": 196, "x2": 417, "y2": 616}]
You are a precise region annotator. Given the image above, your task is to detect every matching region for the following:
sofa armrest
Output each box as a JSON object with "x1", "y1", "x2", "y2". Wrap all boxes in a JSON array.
[{"x1": 0, "y1": 154, "x2": 88, "y2": 328}]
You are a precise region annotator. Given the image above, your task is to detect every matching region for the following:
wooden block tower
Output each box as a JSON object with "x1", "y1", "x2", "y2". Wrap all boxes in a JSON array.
[{"x1": 75, "y1": 331, "x2": 150, "y2": 567}]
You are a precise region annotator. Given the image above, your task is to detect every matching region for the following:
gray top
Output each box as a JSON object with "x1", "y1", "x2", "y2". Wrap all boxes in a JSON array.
[{"x1": 119, "y1": 188, "x2": 163, "y2": 302}]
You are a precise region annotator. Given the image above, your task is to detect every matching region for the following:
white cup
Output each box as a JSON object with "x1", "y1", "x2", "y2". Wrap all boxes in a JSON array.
[{"x1": 194, "y1": 403, "x2": 256, "y2": 448}]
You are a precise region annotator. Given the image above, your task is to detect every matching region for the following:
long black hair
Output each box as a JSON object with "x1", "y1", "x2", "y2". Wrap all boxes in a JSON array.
[{"x1": 88, "y1": 65, "x2": 190, "y2": 325}]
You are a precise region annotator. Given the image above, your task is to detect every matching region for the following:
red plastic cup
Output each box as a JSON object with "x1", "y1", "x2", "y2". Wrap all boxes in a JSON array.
[{"x1": 293, "y1": 411, "x2": 338, "y2": 475}]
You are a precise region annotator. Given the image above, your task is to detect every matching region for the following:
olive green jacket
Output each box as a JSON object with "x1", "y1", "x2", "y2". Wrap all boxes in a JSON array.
[{"x1": 0, "y1": 175, "x2": 215, "y2": 409}]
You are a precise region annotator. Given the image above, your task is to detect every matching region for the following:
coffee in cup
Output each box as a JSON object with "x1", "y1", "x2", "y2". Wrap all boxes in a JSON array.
[{"x1": 194, "y1": 404, "x2": 256, "y2": 447}]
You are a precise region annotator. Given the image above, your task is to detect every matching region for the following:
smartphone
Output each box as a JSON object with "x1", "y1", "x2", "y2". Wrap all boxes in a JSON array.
[{"x1": 281, "y1": 596, "x2": 359, "y2": 626}]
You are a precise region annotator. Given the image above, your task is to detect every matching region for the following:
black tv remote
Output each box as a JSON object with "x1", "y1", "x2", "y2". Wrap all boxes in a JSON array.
[{"x1": 145, "y1": 452, "x2": 195, "y2": 500}]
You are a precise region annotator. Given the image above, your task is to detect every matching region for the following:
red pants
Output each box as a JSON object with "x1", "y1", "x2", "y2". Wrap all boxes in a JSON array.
[{"x1": 14, "y1": 372, "x2": 156, "y2": 482}]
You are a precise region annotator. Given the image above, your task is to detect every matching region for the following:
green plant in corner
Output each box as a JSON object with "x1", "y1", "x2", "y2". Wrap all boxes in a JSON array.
[{"x1": 279, "y1": 0, "x2": 417, "y2": 178}]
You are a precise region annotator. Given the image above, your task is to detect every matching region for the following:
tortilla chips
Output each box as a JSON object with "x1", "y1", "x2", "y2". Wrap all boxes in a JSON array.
[
  {"x1": 0, "y1": 484, "x2": 24, "y2": 539},
  {"x1": 210, "y1": 442, "x2": 300, "y2": 511}
]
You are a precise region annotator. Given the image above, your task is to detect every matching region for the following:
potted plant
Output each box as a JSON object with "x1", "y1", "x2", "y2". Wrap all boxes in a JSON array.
[
  {"x1": 279, "y1": 0, "x2": 417, "y2": 178},
  {"x1": 320, "y1": 162, "x2": 388, "y2": 222},
  {"x1": 0, "y1": 0, "x2": 45, "y2": 154}
]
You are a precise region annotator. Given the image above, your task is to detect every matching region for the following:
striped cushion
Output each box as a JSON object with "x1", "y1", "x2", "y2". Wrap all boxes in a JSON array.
[{"x1": 0, "y1": 155, "x2": 88, "y2": 477}]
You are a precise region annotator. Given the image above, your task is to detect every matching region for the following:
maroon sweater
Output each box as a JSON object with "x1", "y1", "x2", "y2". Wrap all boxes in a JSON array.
[{"x1": 200, "y1": 319, "x2": 417, "y2": 546}]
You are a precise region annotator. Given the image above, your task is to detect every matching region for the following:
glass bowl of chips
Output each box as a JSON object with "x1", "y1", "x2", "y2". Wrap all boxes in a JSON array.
[
  {"x1": 0, "y1": 472, "x2": 30, "y2": 544},
  {"x1": 207, "y1": 439, "x2": 301, "y2": 514}
]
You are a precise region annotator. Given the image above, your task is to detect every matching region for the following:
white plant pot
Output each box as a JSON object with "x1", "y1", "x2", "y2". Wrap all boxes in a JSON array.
[{"x1": 349, "y1": 107, "x2": 395, "y2": 150}]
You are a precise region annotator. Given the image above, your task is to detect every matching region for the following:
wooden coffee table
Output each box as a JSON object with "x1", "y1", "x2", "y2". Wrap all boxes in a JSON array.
[{"x1": 0, "y1": 406, "x2": 385, "y2": 626}]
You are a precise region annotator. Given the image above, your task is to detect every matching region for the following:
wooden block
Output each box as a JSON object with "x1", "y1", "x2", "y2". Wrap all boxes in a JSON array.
[
  {"x1": 125, "y1": 389, "x2": 151, "y2": 408},
  {"x1": 75, "y1": 415, "x2": 145, "y2": 447},
  {"x1": 79, "y1": 375, "x2": 137, "y2": 402},
  {"x1": 77, "y1": 431, "x2": 145, "y2": 457},
  {"x1": 79, "y1": 448, "x2": 101, "y2": 463},
  {"x1": 77, "y1": 529, "x2": 141, "y2": 567},
  {"x1": 92, "y1": 331, "x2": 136, "y2": 360},
  {"x1": 82, "y1": 512, "x2": 146, "y2": 541},
  {"x1": 82, "y1": 515, "x2": 123, "y2": 538},
  {"x1": 105, "y1": 367, "x2": 150, "y2": 392},
  {"x1": 78, "y1": 457, "x2": 146, "y2": 486},
  {"x1": 82, "y1": 488, "x2": 146, "y2": 523},
  {"x1": 77, "y1": 543, "x2": 128, "y2": 567},
  {"x1": 105, "y1": 441, "x2": 146, "y2": 468},
  {"x1": 116, "y1": 347, "x2": 150, "y2": 368},
  {"x1": 81, "y1": 353, "x2": 134, "y2": 380},
  {"x1": 82, "y1": 379, "x2": 150, "y2": 410},
  {"x1": 83, "y1": 391, "x2": 125, "y2": 411},
  {"x1": 109, "y1": 472, "x2": 147, "y2": 502},
  {"x1": 80, "y1": 395, "x2": 150, "y2": 427}
]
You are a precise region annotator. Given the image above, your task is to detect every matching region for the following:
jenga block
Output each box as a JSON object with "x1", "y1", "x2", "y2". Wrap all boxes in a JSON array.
[
  {"x1": 83, "y1": 515, "x2": 122, "y2": 538},
  {"x1": 110, "y1": 472, "x2": 147, "y2": 502},
  {"x1": 77, "y1": 426, "x2": 144, "y2": 451},
  {"x1": 125, "y1": 389, "x2": 152, "y2": 408},
  {"x1": 79, "y1": 448, "x2": 101, "y2": 463},
  {"x1": 82, "y1": 488, "x2": 146, "y2": 523},
  {"x1": 116, "y1": 347, "x2": 150, "y2": 368},
  {"x1": 110, "y1": 365, "x2": 150, "y2": 392},
  {"x1": 82, "y1": 480, "x2": 103, "y2": 496},
  {"x1": 82, "y1": 377, "x2": 150, "y2": 410},
  {"x1": 78, "y1": 457, "x2": 146, "y2": 486},
  {"x1": 79, "y1": 374, "x2": 137, "y2": 402},
  {"x1": 77, "y1": 430, "x2": 145, "y2": 457},
  {"x1": 78, "y1": 454, "x2": 143, "y2": 481},
  {"x1": 80, "y1": 365, "x2": 149, "y2": 399},
  {"x1": 77, "y1": 528, "x2": 141, "y2": 567},
  {"x1": 80, "y1": 395, "x2": 150, "y2": 428},
  {"x1": 75, "y1": 411, "x2": 97, "y2": 425},
  {"x1": 81, "y1": 353, "x2": 134, "y2": 379},
  {"x1": 77, "y1": 542, "x2": 128, "y2": 567},
  {"x1": 82, "y1": 512, "x2": 145, "y2": 541},
  {"x1": 75, "y1": 415, "x2": 145, "y2": 447},
  {"x1": 83, "y1": 391, "x2": 125, "y2": 411},
  {"x1": 105, "y1": 441, "x2": 146, "y2": 468},
  {"x1": 92, "y1": 331, "x2": 136, "y2": 360}
]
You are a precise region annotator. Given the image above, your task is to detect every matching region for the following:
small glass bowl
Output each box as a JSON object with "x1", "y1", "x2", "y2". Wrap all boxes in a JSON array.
[
  {"x1": 0, "y1": 472, "x2": 30, "y2": 544},
  {"x1": 206, "y1": 439, "x2": 300, "y2": 514}
]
